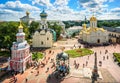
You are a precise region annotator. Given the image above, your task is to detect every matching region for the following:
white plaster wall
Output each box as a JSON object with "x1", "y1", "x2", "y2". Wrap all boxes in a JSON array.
[
  {"x1": 82, "y1": 30, "x2": 109, "y2": 44},
  {"x1": 32, "y1": 30, "x2": 53, "y2": 47}
]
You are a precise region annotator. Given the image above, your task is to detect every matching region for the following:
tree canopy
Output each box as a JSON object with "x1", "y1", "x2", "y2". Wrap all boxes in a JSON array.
[
  {"x1": 0, "y1": 21, "x2": 29, "y2": 50},
  {"x1": 29, "y1": 21, "x2": 39, "y2": 38},
  {"x1": 48, "y1": 22, "x2": 62, "y2": 40},
  {"x1": 0, "y1": 20, "x2": 120, "y2": 50},
  {"x1": 97, "y1": 21, "x2": 120, "y2": 27}
]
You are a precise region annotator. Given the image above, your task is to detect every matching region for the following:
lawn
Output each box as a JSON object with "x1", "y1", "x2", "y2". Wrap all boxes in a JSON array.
[
  {"x1": 65, "y1": 48, "x2": 94, "y2": 58},
  {"x1": 32, "y1": 52, "x2": 44, "y2": 61},
  {"x1": 113, "y1": 53, "x2": 120, "y2": 63}
]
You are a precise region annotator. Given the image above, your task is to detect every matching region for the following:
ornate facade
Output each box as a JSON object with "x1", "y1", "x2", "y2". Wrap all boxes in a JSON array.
[
  {"x1": 9, "y1": 22, "x2": 32, "y2": 72},
  {"x1": 80, "y1": 16, "x2": 109, "y2": 44}
]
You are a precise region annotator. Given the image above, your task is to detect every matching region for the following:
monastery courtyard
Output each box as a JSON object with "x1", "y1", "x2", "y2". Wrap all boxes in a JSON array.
[{"x1": 2, "y1": 38, "x2": 120, "y2": 83}]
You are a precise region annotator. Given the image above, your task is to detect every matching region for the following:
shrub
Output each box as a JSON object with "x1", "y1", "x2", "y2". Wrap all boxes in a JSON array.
[{"x1": 32, "y1": 52, "x2": 44, "y2": 61}]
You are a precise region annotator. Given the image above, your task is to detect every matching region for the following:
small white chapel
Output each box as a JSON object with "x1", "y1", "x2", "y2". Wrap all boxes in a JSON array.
[{"x1": 32, "y1": 9, "x2": 56, "y2": 48}]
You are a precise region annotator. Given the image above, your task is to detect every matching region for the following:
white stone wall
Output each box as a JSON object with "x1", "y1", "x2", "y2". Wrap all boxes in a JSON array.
[
  {"x1": 32, "y1": 30, "x2": 53, "y2": 47},
  {"x1": 109, "y1": 31, "x2": 120, "y2": 37},
  {"x1": 81, "y1": 30, "x2": 109, "y2": 44},
  {"x1": 89, "y1": 30, "x2": 108, "y2": 43}
]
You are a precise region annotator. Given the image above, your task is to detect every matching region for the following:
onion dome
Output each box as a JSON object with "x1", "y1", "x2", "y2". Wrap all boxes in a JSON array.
[
  {"x1": 56, "y1": 52, "x2": 69, "y2": 60},
  {"x1": 83, "y1": 23, "x2": 86, "y2": 28},
  {"x1": 62, "y1": 52, "x2": 69, "y2": 60},
  {"x1": 26, "y1": 11, "x2": 30, "y2": 16},
  {"x1": 90, "y1": 15, "x2": 97, "y2": 21},
  {"x1": 18, "y1": 21, "x2": 23, "y2": 29},
  {"x1": 40, "y1": 9, "x2": 47, "y2": 18}
]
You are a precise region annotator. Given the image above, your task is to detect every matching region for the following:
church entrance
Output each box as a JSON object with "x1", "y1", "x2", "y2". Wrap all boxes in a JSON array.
[
  {"x1": 109, "y1": 39, "x2": 112, "y2": 43},
  {"x1": 97, "y1": 39, "x2": 100, "y2": 43}
]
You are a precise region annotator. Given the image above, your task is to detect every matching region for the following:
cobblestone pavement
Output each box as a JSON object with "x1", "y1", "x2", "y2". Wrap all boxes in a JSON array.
[{"x1": 2, "y1": 38, "x2": 120, "y2": 83}]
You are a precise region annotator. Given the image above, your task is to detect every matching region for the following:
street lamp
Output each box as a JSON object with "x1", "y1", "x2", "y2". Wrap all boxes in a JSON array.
[{"x1": 91, "y1": 52, "x2": 99, "y2": 83}]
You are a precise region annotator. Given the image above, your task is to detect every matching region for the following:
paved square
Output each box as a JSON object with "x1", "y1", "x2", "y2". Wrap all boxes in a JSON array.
[{"x1": 1, "y1": 38, "x2": 120, "y2": 83}]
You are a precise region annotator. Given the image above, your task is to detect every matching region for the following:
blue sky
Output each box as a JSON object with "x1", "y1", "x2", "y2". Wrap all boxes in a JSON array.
[{"x1": 0, "y1": 0, "x2": 120, "y2": 21}]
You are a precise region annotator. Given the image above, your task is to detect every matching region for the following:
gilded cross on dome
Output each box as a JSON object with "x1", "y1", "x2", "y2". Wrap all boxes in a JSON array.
[{"x1": 18, "y1": 21, "x2": 23, "y2": 29}]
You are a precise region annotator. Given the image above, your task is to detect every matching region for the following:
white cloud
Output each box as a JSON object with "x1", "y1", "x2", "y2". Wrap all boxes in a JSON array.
[
  {"x1": 97, "y1": 13, "x2": 120, "y2": 20},
  {"x1": 78, "y1": 0, "x2": 109, "y2": 12},
  {"x1": 54, "y1": 0, "x2": 69, "y2": 6},
  {"x1": 32, "y1": 0, "x2": 52, "y2": 8},
  {"x1": 0, "y1": 0, "x2": 119, "y2": 21},
  {"x1": 0, "y1": 1, "x2": 40, "y2": 11},
  {"x1": 0, "y1": 9, "x2": 22, "y2": 21},
  {"x1": 0, "y1": 1, "x2": 40, "y2": 21},
  {"x1": 96, "y1": 7, "x2": 120, "y2": 20},
  {"x1": 111, "y1": 7, "x2": 120, "y2": 13}
]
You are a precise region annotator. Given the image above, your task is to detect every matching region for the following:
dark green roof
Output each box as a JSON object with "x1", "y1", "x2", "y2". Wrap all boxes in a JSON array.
[{"x1": 50, "y1": 29, "x2": 56, "y2": 42}]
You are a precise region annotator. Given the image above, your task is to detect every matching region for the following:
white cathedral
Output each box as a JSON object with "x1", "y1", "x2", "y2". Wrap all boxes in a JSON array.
[
  {"x1": 80, "y1": 15, "x2": 109, "y2": 44},
  {"x1": 20, "y1": 11, "x2": 34, "y2": 24},
  {"x1": 32, "y1": 9, "x2": 56, "y2": 48}
]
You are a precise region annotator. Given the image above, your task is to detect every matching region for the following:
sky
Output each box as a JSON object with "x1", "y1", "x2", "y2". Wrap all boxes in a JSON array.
[{"x1": 0, "y1": 0, "x2": 120, "y2": 21}]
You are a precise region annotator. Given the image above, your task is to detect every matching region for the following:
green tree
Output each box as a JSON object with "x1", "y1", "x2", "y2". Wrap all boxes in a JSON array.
[
  {"x1": 29, "y1": 21, "x2": 39, "y2": 38},
  {"x1": 32, "y1": 52, "x2": 44, "y2": 61},
  {"x1": 0, "y1": 22, "x2": 18, "y2": 49},
  {"x1": 48, "y1": 22, "x2": 62, "y2": 40},
  {"x1": 0, "y1": 21, "x2": 29, "y2": 50}
]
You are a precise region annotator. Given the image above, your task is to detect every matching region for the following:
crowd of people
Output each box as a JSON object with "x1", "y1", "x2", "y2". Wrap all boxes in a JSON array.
[
  {"x1": 6, "y1": 43, "x2": 119, "y2": 83},
  {"x1": 72, "y1": 45, "x2": 116, "y2": 70},
  {"x1": 7, "y1": 49, "x2": 57, "y2": 83}
]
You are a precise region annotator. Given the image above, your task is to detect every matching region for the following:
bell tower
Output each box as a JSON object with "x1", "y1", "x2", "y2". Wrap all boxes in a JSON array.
[
  {"x1": 16, "y1": 21, "x2": 25, "y2": 43},
  {"x1": 90, "y1": 15, "x2": 97, "y2": 28},
  {"x1": 40, "y1": 9, "x2": 48, "y2": 29}
]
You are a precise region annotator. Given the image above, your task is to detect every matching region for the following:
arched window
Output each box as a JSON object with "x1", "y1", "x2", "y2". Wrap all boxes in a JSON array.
[
  {"x1": 92, "y1": 22, "x2": 94, "y2": 27},
  {"x1": 97, "y1": 39, "x2": 100, "y2": 43},
  {"x1": 41, "y1": 41, "x2": 43, "y2": 45},
  {"x1": 47, "y1": 37, "x2": 49, "y2": 40}
]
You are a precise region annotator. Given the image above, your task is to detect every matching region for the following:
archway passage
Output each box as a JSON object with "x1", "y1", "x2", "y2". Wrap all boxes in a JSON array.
[
  {"x1": 109, "y1": 39, "x2": 112, "y2": 43},
  {"x1": 97, "y1": 39, "x2": 100, "y2": 43}
]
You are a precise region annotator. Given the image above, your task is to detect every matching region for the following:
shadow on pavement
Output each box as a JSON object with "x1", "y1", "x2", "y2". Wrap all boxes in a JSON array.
[{"x1": 46, "y1": 71, "x2": 65, "y2": 83}]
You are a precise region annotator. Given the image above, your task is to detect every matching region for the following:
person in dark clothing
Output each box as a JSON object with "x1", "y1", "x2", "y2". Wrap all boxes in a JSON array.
[
  {"x1": 25, "y1": 78, "x2": 28, "y2": 83},
  {"x1": 107, "y1": 56, "x2": 109, "y2": 59},
  {"x1": 14, "y1": 77, "x2": 17, "y2": 83}
]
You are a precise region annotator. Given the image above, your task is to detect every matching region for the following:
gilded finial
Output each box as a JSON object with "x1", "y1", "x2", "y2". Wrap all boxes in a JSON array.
[
  {"x1": 83, "y1": 23, "x2": 86, "y2": 27},
  {"x1": 26, "y1": 11, "x2": 30, "y2": 16},
  {"x1": 18, "y1": 21, "x2": 23, "y2": 29},
  {"x1": 83, "y1": 22, "x2": 86, "y2": 31}
]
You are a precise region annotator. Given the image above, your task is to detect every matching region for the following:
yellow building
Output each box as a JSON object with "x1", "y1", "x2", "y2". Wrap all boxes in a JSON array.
[{"x1": 80, "y1": 16, "x2": 109, "y2": 44}]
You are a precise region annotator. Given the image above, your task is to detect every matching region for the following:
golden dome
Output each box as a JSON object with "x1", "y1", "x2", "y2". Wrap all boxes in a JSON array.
[
  {"x1": 26, "y1": 11, "x2": 30, "y2": 16},
  {"x1": 90, "y1": 15, "x2": 97, "y2": 21},
  {"x1": 18, "y1": 21, "x2": 23, "y2": 29},
  {"x1": 83, "y1": 23, "x2": 86, "y2": 27}
]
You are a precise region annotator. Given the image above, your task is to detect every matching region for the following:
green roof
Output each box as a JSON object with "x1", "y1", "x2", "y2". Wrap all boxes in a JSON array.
[{"x1": 40, "y1": 9, "x2": 47, "y2": 18}]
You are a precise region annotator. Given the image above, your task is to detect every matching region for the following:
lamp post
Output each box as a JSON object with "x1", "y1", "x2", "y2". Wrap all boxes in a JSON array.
[{"x1": 91, "y1": 52, "x2": 99, "y2": 83}]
